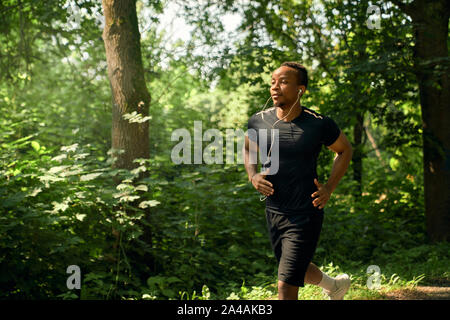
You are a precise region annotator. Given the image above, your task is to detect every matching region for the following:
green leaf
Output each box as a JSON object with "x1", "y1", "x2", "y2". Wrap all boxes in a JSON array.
[
  {"x1": 135, "y1": 185, "x2": 148, "y2": 192},
  {"x1": 31, "y1": 141, "x2": 40, "y2": 151},
  {"x1": 119, "y1": 195, "x2": 140, "y2": 203},
  {"x1": 116, "y1": 183, "x2": 132, "y2": 191},
  {"x1": 161, "y1": 288, "x2": 175, "y2": 297},
  {"x1": 48, "y1": 165, "x2": 71, "y2": 174},
  {"x1": 147, "y1": 276, "x2": 165, "y2": 287},
  {"x1": 27, "y1": 187, "x2": 42, "y2": 197},
  {"x1": 51, "y1": 201, "x2": 69, "y2": 213},
  {"x1": 389, "y1": 158, "x2": 400, "y2": 171},
  {"x1": 139, "y1": 200, "x2": 160, "y2": 208},
  {"x1": 80, "y1": 172, "x2": 102, "y2": 181},
  {"x1": 76, "y1": 214, "x2": 87, "y2": 221}
]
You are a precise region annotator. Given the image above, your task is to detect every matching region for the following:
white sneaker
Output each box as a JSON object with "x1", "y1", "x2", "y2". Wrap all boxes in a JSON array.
[{"x1": 323, "y1": 274, "x2": 351, "y2": 300}]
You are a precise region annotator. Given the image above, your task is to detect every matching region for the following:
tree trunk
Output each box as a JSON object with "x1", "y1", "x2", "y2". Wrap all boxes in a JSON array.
[
  {"x1": 353, "y1": 111, "x2": 364, "y2": 197},
  {"x1": 101, "y1": 0, "x2": 154, "y2": 279},
  {"x1": 395, "y1": 0, "x2": 450, "y2": 241},
  {"x1": 102, "y1": 0, "x2": 151, "y2": 171}
]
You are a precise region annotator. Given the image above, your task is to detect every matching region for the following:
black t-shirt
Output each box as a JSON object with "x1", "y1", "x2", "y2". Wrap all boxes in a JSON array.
[{"x1": 247, "y1": 106, "x2": 341, "y2": 215}]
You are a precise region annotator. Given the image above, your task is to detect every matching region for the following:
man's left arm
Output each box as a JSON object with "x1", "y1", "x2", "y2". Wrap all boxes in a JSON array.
[{"x1": 311, "y1": 132, "x2": 353, "y2": 209}]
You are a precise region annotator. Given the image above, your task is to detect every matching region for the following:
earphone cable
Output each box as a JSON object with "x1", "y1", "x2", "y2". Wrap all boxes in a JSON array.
[{"x1": 258, "y1": 91, "x2": 302, "y2": 201}]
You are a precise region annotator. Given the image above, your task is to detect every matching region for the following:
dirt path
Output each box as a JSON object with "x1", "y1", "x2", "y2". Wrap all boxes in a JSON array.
[{"x1": 382, "y1": 286, "x2": 450, "y2": 300}]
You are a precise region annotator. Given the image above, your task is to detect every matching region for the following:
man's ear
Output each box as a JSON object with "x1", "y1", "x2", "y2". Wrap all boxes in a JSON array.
[
  {"x1": 298, "y1": 85, "x2": 306, "y2": 94},
  {"x1": 298, "y1": 85, "x2": 306, "y2": 95}
]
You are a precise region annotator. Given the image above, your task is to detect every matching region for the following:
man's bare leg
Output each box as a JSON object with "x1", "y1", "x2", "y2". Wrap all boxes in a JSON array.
[
  {"x1": 278, "y1": 263, "x2": 339, "y2": 299},
  {"x1": 304, "y1": 262, "x2": 323, "y2": 285},
  {"x1": 305, "y1": 262, "x2": 351, "y2": 300},
  {"x1": 278, "y1": 263, "x2": 319, "y2": 300},
  {"x1": 278, "y1": 281, "x2": 299, "y2": 300}
]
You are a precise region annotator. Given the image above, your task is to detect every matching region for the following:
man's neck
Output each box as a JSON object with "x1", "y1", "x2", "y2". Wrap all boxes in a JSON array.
[{"x1": 276, "y1": 102, "x2": 302, "y2": 122}]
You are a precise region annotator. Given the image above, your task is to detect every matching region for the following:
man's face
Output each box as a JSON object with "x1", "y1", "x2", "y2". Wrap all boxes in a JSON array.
[{"x1": 270, "y1": 66, "x2": 304, "y2": 108}]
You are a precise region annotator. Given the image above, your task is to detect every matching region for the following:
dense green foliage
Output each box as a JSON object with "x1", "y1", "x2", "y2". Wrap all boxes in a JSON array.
[{"x1": 0, "y1": 0, "x2": 448, "y2": 299}]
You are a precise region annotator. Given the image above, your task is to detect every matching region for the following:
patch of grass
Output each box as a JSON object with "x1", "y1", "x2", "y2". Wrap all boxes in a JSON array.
[{"x1": 219, "y1": 260, "x2": 433, "y2": 300}]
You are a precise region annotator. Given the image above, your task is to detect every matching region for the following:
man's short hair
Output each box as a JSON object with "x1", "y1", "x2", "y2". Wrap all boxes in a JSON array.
[{"x1": 280, "y1": 61, "x2": 308, "y2": 89}]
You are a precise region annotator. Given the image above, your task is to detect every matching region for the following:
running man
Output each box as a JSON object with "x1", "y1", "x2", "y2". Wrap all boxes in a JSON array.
[{"x1": 244, "y1": 62, "x2": 353, "y2": 300}]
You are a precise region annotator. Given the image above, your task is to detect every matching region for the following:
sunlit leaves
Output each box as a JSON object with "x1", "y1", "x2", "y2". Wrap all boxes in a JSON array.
[
  {"x1": 123, "y1": 111, "x2": 152, "y2": 123},
  {"x1": 80, "y1": 172, "x2": 102, "y2": 181},
  {"x1": 31, "y1": 141, "x2": 40, "y2": 152},
  {"x1": 138, "y1": 200, "x2": 160, "y2": 208},
  {"x1": 61, "y1": 143, "x2": 79, "y2": 153}
]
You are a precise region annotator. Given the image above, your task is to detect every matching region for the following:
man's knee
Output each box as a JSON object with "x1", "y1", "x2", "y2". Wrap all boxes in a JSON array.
[{"x1": 278, "y1": 280, "x2": 297, "y2": 291}]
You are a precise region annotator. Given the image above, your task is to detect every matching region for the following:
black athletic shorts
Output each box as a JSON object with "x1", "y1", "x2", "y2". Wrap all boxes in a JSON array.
[{"x1": 265, "y1": 208, "x2": 324, "y2": 287}]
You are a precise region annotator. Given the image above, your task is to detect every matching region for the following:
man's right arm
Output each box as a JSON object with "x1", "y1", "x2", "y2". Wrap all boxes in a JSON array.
[
  {"x1": 244, "y1": 134, "x2": 258, "y2": 182},
  {"x1": 244, "y1": 135, "x2": 274, "y2": 196}
]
